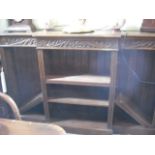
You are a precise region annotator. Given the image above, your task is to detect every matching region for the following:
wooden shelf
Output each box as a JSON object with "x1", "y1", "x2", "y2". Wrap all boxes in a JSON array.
[
  {"x1": 51, "y1": 118, "x2": 112, "y2": 135},
  {"x1": 48, "y1": 97, "x2": 109, "y2": 107},
  {"x1": 116, "y1": 94, "x2": 152, "y2": 128},
  {"x1": 113, "y1": 121, "x2": 155, "y2": 135},
  {"x1": 46, "y1": 75, "x2": 111, "y2": 87},
  {"x1": 21, "y1": 114, "x2": 112, "y2": 134}
]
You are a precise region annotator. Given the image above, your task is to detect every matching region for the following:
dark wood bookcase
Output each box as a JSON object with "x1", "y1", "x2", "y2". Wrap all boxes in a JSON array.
[
  {"x1": 35, "y1": 32, "x2": 120, "y2": 134},
  {"x1": 0, "y1": 31, "x2": 155, "y2": 134}
]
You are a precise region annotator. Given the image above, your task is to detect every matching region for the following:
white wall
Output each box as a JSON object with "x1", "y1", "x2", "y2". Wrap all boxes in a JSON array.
[{"x1": 0, "y1": 20, "x2": 8, "y2": 32}]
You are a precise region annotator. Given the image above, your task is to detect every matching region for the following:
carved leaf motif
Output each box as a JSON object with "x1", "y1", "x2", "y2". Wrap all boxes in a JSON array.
[
  {"x1": 37, "y1": 39, "x2": 118, "y2": 50},
  {"x1": 0, "y1": 37, "x2": 37, "y2": 47},
  {"x1": 122, "y1": 40, "x2": 155, "y2": 50}
]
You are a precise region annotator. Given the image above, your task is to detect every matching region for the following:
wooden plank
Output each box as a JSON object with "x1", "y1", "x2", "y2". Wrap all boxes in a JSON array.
[
  {"x1": 107, "y1": 51, "x2": 118, "y2": 127},
  {"x1": 0, "y1": 118, "x2": 65, "y2": 135},
  {"x1": 46, "y1": 75, "x2": 111, "y2": 87},
  {"x1": 33, "y1": 31, "x2": 121, "y2": 38},
  {"x1": 37, "y1": 47, "x2": 118, "y2": 51},
  {"x1": 21, "y1": 114, "x2": 112, "y2": 134},
  {"x1": 116, "y1": 94, "x2": 151, "y2": 127},
  {"x1": 20, "y1": 93, "x2": 43, "y2": 113},
  {"x1": 37, "y1": 50, "x2": 50, "y2": 121},
  {"x1": 113, "y1": 122, "x2": 155, "y2": 135},
  {"x1": 48, "y1": 97, "x2": 109, "y2": 107},
  {"x1": 51, "y1": 118, "x2": 112, "y2": 135}
]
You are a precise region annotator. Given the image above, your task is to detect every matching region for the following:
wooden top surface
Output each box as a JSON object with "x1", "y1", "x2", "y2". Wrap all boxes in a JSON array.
[
  {"x1": 32, "y1": 31, "x2": 121, "y2": 38},
  {"x1": 0, "y1": 31, "x2": 155, "y2": 38},
  {"x1": 0, "y1": 118, "x2": 66, "y2": 135},
  {"x1": 0, "y1": 31, "x2": 121, "y2": 38},
  {"x1": 0, "y1": 32, "x2": 32, "y2": 37},
  {"x1": 122, "y1": 31, "x2": 155, "y2": 38}
]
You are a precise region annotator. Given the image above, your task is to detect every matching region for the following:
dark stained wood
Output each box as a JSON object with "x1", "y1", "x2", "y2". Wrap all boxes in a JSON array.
[
  {"x1": 0, "y1": 118, "x2": 66, "y2": 135},
  {"x1": 46, "y1": 75, "x2": 111, "y2": 87},
  {"x1": 20, "y1": 93, "x2": 43, "y2": 113},
  {"x1": 47, "y1": 85, "x2": 109, "y2": 101},
  {"x1": 21, "y1": 114, "x2": 111, "y2": 134},
  {"x1": 113, "y1": 122, "x2": 155, "y2": 135},
  {"x1": 44, "y1": 50, "x2": 111, "y2": 76},
  {"x1": 37, "y1": 50, "x2": 50, "y2": 120},
  {"x1": 141, "y1": 19, "x2": 155, "y2": 32},
  {"x1": 123, "y1": 32, "x2": 155, "y2": 38},
  {"x1": 20, "y1": 113, "x2": 155, "y2": 135},
  {"x1": 0, "y1": 36, "x2": 36, "y2": 48},
  {"x1": 107, "y1": 51, "x2": 118, "y2": 128},
  {"x1": 0, "y1": 47, "x2": 19, "y2": 102},
  {"x1": 36, "y1": 33, "x2": 119, "y2": 134},
  {"x1": 121, "y1": 38, "x2": 155, "y2": 51},
  {"x1": 1, "y1": 31, "x2": 155, "y2": 134},
  {"x1": 48, "y1": 97, "x2": 109, "y2": 107},
  {"x1": 51, "y1": 118, "x2": 112, "y2": 135},
  {"x1": 0, "y1": 47, "x2": 41, "y2": 108},
  {"x1": 116, "y1": 94, "x2": 151, "y2": 127},
  {"x1": 33, "y1": 31, "x2": 121, "y2": 38}
]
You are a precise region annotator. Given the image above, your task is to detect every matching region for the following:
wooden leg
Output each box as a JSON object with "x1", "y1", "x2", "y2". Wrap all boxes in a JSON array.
[
  {"x1": 108, "y1": 51, "x2": 118, "y2": 128},
  {"x1": 37, "y1": 50, "x2": 50, "y2": 121}
]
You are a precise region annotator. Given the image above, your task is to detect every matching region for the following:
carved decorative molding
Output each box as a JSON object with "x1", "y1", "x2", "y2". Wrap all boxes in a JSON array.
[
  {"x1": 121, "y1": 39, "x2": 155, "y2": 50},
  {"x1": 0, "y1": 37, "x2": 37, "y2": 47},
  {"x1": 37, "y1": 38, "x2": 119, "y2": 50}
]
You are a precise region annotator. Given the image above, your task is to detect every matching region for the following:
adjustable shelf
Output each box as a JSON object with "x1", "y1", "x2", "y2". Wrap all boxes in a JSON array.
[
  {"x1": 46, "y1": 75, "x2": 111, "y2": 87},
  {"x1": 47, "y1": 97, "x2": 109, "y2": 107}
]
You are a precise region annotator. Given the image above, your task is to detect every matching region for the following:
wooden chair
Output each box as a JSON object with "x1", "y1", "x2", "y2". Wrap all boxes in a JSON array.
[{"x1": 0, "y1": 92, "x2": 66, "y2": 135}]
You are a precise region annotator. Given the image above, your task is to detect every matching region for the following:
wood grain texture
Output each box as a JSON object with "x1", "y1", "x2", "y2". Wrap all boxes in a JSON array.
[
  {"x1": 37, "y1": 38, "x2": 119, "y2": 51},
  {"x1": 113, "y1": 122, "x2": 155, "y2": 135},
  {"x1": 121, "y1": 39, "x2": 155, "y2": 50},
  {"x1": 37, "y1": 50, "x2": 50, "y2": 120},
  {"x1": 0, "y1": 47, "x2": 41, "y2": 108},
  {"x1": 48, "y1": 97, "x2": 109, "y2": 107},
  {"x1": 116, "y1": 94, "x2": 151, "y2": 127},
  {"x1": 20, "y1": 93, "x2": 43, "y2": 113},
  {"x1": 51, "y1": 118, "x2": 112, "y2": 135},
  {"x1": 108, "y1": 51, "x2": 118, "y2": 128},
  {"x1": 0, "y1": 37, "x2": 36, "y2": 47},
  {"x1": 46, "y1": 75, "x2": 111, "y2": 87},
  {"x1": 1, "y1": 31, "x2": 155, "y2": 134}
]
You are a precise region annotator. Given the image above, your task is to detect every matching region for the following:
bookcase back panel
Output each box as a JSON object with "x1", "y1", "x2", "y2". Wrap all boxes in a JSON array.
[
  {"x1": 44, "y1": 50, "x2": 111, "y2": 76},
  {"x1": 47, "y1": 85, "x2": 109, "y2": 100},
  {"x1": 118, "y1": 50, "x2": 155, "y2": 121}
]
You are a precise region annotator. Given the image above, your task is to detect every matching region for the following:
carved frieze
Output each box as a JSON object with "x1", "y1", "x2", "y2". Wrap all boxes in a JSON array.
[
  {"x1": 0, "y1": 37, "x2": 37, "y2": 47},
  {"x1": 37, "y1": 38, "x2": 119, "y2": 50},
  {"x1": 121, "y1": 39, "x2": 155, "y2": 50}
]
